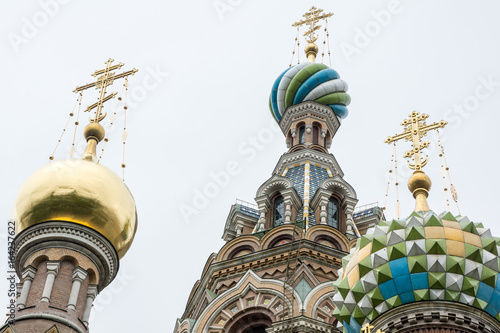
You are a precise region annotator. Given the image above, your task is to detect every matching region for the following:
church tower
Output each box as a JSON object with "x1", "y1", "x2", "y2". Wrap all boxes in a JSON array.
[
  {"x1": 174, "y1": 8, "x2": 383, "y2": 333},
  {"x1": 2, "y1": 60, "x2": 138, "y2": 333}
]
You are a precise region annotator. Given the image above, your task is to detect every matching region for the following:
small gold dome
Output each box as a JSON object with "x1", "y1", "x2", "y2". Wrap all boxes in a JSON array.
[
  {"x1": 13, "y1": 159, "x2": 137, "y2": 258},
  {"x1": 408, "y1": 170, "x2": 432, "y2": 196}
]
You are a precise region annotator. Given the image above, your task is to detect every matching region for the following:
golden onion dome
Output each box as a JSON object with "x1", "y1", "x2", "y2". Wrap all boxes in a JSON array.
[{"x1": 13, "y1": 158, "x2": 137, "y2": 259}]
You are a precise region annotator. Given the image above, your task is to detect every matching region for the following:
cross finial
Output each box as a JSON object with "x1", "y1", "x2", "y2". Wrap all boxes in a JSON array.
[
  {"x1": 361, "y1": 323, "x2": 385, "y2": 333},
  {"x1": 73, "y1": 58, "x2": 137, "y2": 124},
  {"x1": 74, "y1": 59, "x2": 138, "y2": 162},
  {"x1": 384, "y1": 111, "x2": 447, "y2": 171},
  {"x1": 384, "y1": 111, "x2": 447, "y2": 212},
  {"x1": 361, "y1": 323, "x2": 374, "y2": 333},
  {"x1": 292, "y1": 6, "x2": 333, "y2": 62}
]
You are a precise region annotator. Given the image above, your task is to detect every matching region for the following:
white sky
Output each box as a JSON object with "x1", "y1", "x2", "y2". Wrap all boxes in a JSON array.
[{"x1": 1, "y1": 1, "x2": 500, "y2": 332}]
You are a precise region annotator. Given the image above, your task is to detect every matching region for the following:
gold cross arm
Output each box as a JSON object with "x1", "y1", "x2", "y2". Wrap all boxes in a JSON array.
[
  {"x1": 84, "y1": 92, "x2": 118, "y2": 112},
  {"x1": 73, "y1": 69, "x2": 138, "y2": 93}
]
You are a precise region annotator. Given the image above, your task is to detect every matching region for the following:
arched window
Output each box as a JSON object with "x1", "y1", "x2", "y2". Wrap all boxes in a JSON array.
[
  {"x1": 298, "y1": 126, "x2": 305, "y2": 144},
  {"x1": 313, "y1": 126, "x2": 319, "y2": 145},
  {"x1": 327, "y1": 197, "x2": 339, "y2": 228},
  {"x1": 273, "y1": 196, "x2": 284, "y2": 227}
]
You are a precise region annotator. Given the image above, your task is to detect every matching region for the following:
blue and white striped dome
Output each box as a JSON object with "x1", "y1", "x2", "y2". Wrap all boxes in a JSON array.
[{"x1": 269, "y1": 62, "x2": 351, "y2": 122}]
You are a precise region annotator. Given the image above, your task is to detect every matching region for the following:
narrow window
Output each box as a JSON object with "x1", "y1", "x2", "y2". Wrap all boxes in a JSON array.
[
  {"x1": 298, "y1": 126, "x2": 305, "y2": 144},
  {"x1": 327, "y1": 198, "x2": 339, "y2": 228},
  {"x1": 313, "y1": 126, "x2": 319, "y2": 145},
  {"x1": 273, "y1": 196, "x2": 285, "y2": 226}
]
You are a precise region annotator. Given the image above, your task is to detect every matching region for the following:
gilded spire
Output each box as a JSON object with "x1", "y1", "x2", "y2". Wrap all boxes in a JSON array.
[
  {"x1": 384, "y1": 111, "x2": 447, "y2": 212},
  {"x1": 292, "y1": 7, "x2": 333, "y2": 63},
  {"x1": 73, "y1": 58, "x2": 137, "y2": 161}
]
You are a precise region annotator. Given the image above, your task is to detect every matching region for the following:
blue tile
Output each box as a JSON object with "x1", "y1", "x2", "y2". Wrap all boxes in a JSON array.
[
  {"x1": 399, "y1": 291, "x2": 416, "y2": 304},
  {"x1": 485, "y1": 304, "x2": 497, "y2": 317},
  {"x1": 477, "y1": 282, "x2": 495, "y2": 303},
  {"x1": 379, "y1": 280, "x2": 398, "y2": 299},
  {"x1": 495, "y1": 275, "x2": 500, "y2": 292},
  {"x1": 394, "y1": 274, "x2": 412, "y2": 294},
  {"x1": 389, "y1": 257, "x2": 409, "y2": 277},
  {"x1": 348, "y1": 317, "x2": 361, "y2": 333},
  {"x1": 410, "y1": 272, "x2": 429, "y2": 290},
  {"x1": 490, "y1": 290, "x2": 500, "y2": 311}
]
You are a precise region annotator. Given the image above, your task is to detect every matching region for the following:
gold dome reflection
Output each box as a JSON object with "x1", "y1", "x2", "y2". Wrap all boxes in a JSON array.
[{"x1": 14, "y1": 158, "x2": 137, "y2": 258}]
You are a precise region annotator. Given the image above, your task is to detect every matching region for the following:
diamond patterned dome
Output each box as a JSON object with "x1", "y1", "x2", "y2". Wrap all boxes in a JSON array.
[{"x1": 332, "y1": 211, "x2": 500, "y2": 333}]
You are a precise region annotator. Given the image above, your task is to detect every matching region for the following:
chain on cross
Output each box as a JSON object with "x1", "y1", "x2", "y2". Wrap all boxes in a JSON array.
[
  {"x1": 384, "y1": 111, "x2": 447, "y2": 171},
  {"x1": 73, "y1": 58, "x2": 138, "y2": 123}
]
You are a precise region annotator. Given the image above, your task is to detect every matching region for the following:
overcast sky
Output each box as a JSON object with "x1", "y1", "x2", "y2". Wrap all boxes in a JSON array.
[{"x1": 2, "y1": 1, "x2": 500, "y2": 332}]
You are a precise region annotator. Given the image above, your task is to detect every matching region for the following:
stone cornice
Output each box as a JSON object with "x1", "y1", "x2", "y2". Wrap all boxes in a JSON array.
[
  {"x1": 268, "y1": 315, "x2": 338, "y2": 333},
  {"x1": 181, "y1": 240, "x2": 347, "y2": 320},
  {"x1": 272, "y1": 149, "x2": 344, "y2": 178},
  {"x1": 14, "y1": 221, "x2": 119, "y2": 288},
  {"x1": 372, "y1": 301, "x2": 500, "y2": 333},
  {"x1": 279, "y1": 102, "x2": 341, "y2": 139}
]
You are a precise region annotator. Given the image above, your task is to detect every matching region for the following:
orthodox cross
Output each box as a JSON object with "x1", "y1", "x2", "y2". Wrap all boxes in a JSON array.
[
  {"x1": 361, "y1": 323, "x2": 385, "y2": 333},
  {"x1": 384, "y1": 111, "x2": 447, "y2": 170},
  {"x1": 292, "y1": 6, "x2": 333, "y2": 43},
  {"x1": 73, "y1": 58, "x2": 138, "y2": 123}
]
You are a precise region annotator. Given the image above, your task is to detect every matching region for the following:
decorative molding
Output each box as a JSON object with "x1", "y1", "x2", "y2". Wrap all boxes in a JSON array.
[
  {"x1": 14, "y1": 221, "x2": 119, "y2": 288},
  {"x1": 372, "y1": 301, "x2": 500, "y2": 333},
  {"x1": 279, "y1": 102, "x2": 340, "y2": 140},
  {"x1": 268, "y1": 315, "x2": 337, "y2": 333},
  {"x1": 273, "y1": 150, "x2": 343, "y2": 178}
]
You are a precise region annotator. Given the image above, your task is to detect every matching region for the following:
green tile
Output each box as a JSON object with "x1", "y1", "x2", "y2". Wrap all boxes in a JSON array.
[
  {"x1": 388, "y1": 242, "x2": 406, "y2": 261},
  {"x1": 461, "y1": 277, "x2": 480, "y2": 296},
  {"x1": 426, "y1": 239, "x2": 446, "y2": 255},
  {"x1": 408, "y1": 255, "x2": 427, "y2": 273},
  {"x1": 465, "y1": 244, "x2": 483, "y2": 263},
  {"x1": 406, "y1": 227, "x2": 425, "y2": 241},
  {"x1": 366, "y1": 287, "x2": 385, "y2": 307},
  {"x1": 446, "y1": 256, "x2": 465, "y2": 275},
  {"x1": 445, "y1": 290, "x2": 460, "y2": 301},
  {"x1": 428, "y1": 272, "x2": 446, "y2": 289},
  {"x1": 481, "y1": 266, "x2": 497, "y2": 288},
  {"x1": 358, "y1": 256, "x2": 373, "y2": 279},
  {"x1": 413, "y1": 289, "x2": 429, "y2": 301}
]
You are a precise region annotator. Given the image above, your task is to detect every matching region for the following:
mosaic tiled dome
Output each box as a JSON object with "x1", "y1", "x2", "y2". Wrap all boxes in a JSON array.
[
  {"x1": 269, "y1": 62, "x2": 351, "y2": 123},
  {"x1": 332, "y1": 211, "x2": 500, "y2": 333}
]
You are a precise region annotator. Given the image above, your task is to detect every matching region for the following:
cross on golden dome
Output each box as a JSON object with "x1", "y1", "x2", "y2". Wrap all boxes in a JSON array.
[
  {"x1": 73, "y1": 58, "x2": 137, "y2": 123},
  {"x1": 384, "y1": 111, "x2": 447, "y2": 171}
]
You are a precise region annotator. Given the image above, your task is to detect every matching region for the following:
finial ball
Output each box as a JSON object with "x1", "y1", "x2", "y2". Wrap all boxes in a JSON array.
[
  {"x1": 84, "y1": 122, "x2": 105, "y2": 142},
  {"x1": 408, "y1": 170, "x2": 432, "y2": 196},
  {"x1": 305, "y1": 42, "x2": 319, "y2": 54}
]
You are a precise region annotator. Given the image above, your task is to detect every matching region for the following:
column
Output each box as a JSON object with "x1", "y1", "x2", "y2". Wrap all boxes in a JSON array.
[
  {"x1": 284, "y1": 198, "x2": 292, "y2": 224},
  {"x1": 17, "y1": 266, "x2": 37, "y2": 309},
  {"x1": 67, "y1": 267, "x2": 88, "y2": 311},
  {"x1": 256, "y1": 206, "x2": 268, "y2": 232},
  {"x1": 319, "y1": 199, "x2": 328, "y2": 225},
  {"x1": 82, "y1": 285, "x2": 98, "y2": 327},
  {"x1": 40, "y1": 261, "x2": 60, "y2": 302}
]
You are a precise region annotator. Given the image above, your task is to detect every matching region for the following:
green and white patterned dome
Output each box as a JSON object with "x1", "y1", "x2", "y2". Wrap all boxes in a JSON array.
[{"x1": 332, "y1": 211, "x2": 500, "y2": 333}]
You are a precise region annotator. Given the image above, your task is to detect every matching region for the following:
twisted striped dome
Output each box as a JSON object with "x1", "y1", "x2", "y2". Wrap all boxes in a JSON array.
[
  {"x1": 269, "y1": 62, "x2": 351, "y2": 122},
  {"x1": 332, "y1": 211, "x2": 500, "y2": 333}
]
